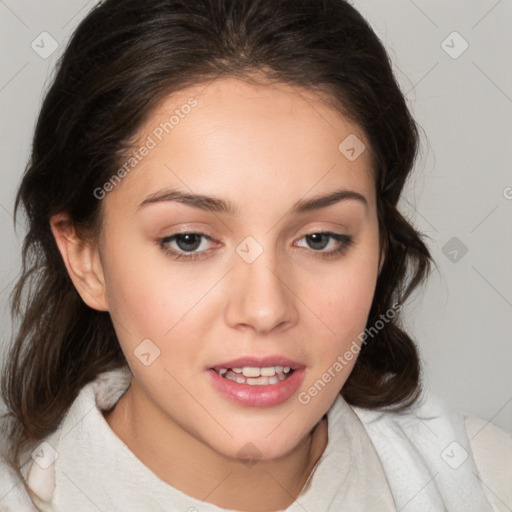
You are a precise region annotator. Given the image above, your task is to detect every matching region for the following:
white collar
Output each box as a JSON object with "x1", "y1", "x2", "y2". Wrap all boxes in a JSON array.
[{"x1": 26, "y1": 365, "x2": 494, "y2": 511}]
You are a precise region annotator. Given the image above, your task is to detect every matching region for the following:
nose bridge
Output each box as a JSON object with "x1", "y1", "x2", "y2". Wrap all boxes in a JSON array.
[{"x1": 224, "y1": 235, "x2": 297, "y2": 334}]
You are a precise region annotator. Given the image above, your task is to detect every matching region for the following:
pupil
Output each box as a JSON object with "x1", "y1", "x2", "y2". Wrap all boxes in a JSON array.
[{"x1": 176, "y1": 234, "x2": 201, "y2": 252}]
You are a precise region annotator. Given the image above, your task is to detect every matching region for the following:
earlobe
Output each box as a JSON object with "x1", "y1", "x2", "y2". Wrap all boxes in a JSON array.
[{"x1": 50, "y1": 212, "x2": 109, "y2": 312}]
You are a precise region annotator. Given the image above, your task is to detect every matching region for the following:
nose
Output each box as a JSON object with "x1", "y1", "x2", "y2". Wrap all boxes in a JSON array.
[{"x1": 223, "y1": 246, "x2": 298, "y2": 335}]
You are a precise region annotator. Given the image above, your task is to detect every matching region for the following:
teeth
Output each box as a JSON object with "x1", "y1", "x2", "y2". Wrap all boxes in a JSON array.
[
  {"x1": 247, "y1": 376, "x2": 269, "y2": 385},
  {"x1": 216, "y1": 365, "x2": 295, "y2": 385},
  {"x1": 241, "y1": 366, "x2": 286, "y2": 377},
  {"x1": 242, "y1": 367, "x2": 261, "y2": 377}
]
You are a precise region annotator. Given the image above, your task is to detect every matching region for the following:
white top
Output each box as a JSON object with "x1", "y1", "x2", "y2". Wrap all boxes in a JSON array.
[{"x1": 1, "y1": 365, "x2": 510, "y2": 511}]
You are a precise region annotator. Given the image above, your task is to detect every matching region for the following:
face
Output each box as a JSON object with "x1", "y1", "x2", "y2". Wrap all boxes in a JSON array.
[{"x1": 95, "y1": 76, "x2": 382, "y2": 462}]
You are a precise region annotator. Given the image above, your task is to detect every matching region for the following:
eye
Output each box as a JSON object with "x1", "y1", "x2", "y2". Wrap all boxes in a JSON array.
[
  {"x1": 294, "y1": 232, "x2": 354, "y2": 259},
  {"x1": 159, "y1": 232, "x2": 215, "y2": 261}
]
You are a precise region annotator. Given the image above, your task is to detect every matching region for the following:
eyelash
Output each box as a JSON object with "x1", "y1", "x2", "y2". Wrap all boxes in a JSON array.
[{"x1": 158, "y1": 231, "x2": 354, "y2": 261}]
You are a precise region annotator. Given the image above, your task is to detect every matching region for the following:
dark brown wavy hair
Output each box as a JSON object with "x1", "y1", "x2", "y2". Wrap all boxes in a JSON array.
[{"x1": 1, "y1": 0, "x2": 432, "y2": 492}]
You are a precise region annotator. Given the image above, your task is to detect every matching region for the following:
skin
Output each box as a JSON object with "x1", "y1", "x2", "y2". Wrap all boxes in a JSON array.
[{"x1": 51, "y1": 76, "x2": 384, "y2": 511}]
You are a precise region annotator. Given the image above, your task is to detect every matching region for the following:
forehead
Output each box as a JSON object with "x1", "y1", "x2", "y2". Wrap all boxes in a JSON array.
[{"x1": 106, "y1": 76, "x2": 375, "y2": 212}]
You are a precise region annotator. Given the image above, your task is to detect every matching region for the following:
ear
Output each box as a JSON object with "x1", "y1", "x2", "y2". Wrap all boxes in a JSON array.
[{"x1": 50, "y1": 212, "x2": 109, "y2": 311}]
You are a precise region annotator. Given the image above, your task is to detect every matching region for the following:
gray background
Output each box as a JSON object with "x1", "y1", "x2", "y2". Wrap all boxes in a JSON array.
[{"x1": 0, "y1": 0, "x2": 511, "y2": 431}]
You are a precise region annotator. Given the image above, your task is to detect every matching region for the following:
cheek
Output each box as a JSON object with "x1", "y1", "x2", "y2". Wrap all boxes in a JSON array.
[
  {"x1": 298, "y1": 254, "x2": 378, "y2": 398},
  {"x1": 100, "y1": 235, "x2": 175, "y2": 339},
  {"x1": 306, "y1": 261, "x2": 378, "y2": 339},
  {"x1": 100, "y1": 239, "x2": 221, "y2": 360},
  {"x1": 297, "y1": 270, "x2": 375, "y2": 406}
]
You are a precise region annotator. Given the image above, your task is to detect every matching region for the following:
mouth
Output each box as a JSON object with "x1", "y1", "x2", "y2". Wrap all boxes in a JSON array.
[
  {"x1": 207, "y1": 357, "x2": 306, "y2": 407},
  {"x1": 213, "y1": 365, "x2": 295, "y2": 386},
  {"x1": 209, "y1": 357, "x2": 303, "y2": 386}
]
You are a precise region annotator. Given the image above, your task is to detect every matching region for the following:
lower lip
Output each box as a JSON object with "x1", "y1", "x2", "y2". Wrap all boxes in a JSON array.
[{"x1": 207, "y1": 368, "x2": 305, "y2": 408}]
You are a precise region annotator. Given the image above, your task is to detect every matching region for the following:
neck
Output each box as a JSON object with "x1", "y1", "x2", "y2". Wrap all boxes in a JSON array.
[{"x1": 103, "y1": 377, "x2": 329, "y2": 511}]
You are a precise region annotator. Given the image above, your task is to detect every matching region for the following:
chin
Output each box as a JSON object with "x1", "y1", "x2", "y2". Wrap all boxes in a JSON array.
[{"x1": 208, "y1": 420, "x2": 319, "y2": 464}]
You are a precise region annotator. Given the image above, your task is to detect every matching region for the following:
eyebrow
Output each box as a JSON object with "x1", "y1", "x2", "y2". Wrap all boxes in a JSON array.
[{"x1": 138, "y1": 187, "x2": 368, "y2": 215}]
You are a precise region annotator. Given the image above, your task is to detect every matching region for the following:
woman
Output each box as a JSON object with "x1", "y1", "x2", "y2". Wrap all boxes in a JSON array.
[{"x1": 1, "y1": 0, "x2": 510, "y2": 510}]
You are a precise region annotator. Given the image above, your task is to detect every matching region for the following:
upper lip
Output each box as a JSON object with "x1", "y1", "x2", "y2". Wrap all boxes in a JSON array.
[{"x1": 210, "y1": 356, "x2": 305, "y2": 372}]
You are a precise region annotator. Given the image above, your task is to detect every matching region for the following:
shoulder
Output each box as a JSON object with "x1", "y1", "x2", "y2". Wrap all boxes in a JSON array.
[
  {"x1": 0, "y1": 366, "x2": 132, "y2": 510},
  {"x1": 350, "y1": 392, "x2": 510, "y2": 511},
  {"x1": 0, "y1": 409, "x2": 63, "y2": 511},
  {"x1": 464, "y1": 413, "x2": 512, "y2": 512}
]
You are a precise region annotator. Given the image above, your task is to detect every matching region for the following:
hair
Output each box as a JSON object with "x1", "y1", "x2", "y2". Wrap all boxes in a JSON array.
[{"x1": 1, "y1": 0, "x2": 432, "y2": 493}]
